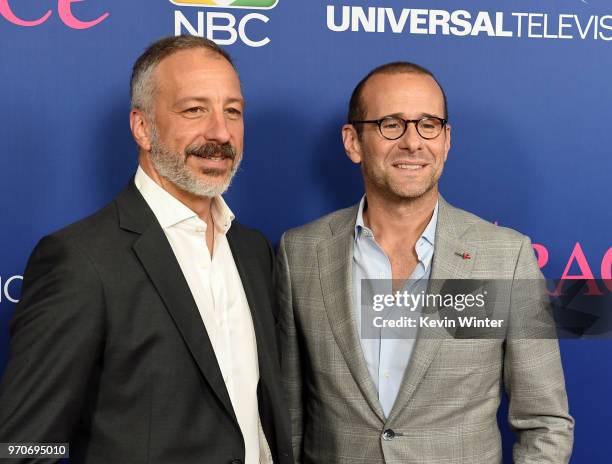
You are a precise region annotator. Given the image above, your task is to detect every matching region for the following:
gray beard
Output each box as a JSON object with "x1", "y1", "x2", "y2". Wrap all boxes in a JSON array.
[{"x1": 149, "y1": 126, "x2": 241, "y2": 198}]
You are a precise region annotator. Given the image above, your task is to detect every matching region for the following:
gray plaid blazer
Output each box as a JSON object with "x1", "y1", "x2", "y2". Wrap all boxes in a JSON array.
[{"x1": 276, "y1": 197, "x2": 573, "y2": 464}]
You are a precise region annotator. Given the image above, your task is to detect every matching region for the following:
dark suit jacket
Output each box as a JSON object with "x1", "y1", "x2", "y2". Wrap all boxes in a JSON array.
[{"x1": 0, "y1": 182, "x2": 292, "y2": 464}]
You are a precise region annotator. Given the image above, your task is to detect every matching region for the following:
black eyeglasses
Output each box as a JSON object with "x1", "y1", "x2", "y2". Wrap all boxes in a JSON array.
[{"x1": 351, "y1": 116, "x2": 448, "y2": 140}]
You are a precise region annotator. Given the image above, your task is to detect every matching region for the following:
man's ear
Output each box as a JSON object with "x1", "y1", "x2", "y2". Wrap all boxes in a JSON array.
[
  {"x1": 130, "y1": 108, "x2": 152, "y2": 152},
  {"x1": 342, "y1": 124, "x2": 363, "y2": 165},
  {"x1": 443, "y1": 122, "x2": 451, "y2": 162}
]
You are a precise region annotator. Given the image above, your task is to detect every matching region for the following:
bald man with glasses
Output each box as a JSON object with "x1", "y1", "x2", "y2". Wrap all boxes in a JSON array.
[{"x1": 276, "y1": 62, "x2": 574, "y2": 463}]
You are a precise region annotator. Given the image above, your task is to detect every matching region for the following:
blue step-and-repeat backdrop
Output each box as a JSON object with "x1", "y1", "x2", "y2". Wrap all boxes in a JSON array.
[{"x1": 1, "y1": 0, "x2": 610, "y2": 462}]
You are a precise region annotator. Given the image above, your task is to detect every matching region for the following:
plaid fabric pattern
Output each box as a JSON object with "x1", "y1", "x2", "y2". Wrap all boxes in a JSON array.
[{"x1": 277, "y1": 197, "x2": 573, "y2": 464}]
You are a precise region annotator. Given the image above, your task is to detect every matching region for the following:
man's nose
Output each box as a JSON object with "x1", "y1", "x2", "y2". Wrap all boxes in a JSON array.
[
  {"x1": 203, "y1": 110, "x2": 231, "y2": 144},
  {"x1": 397, "y1": 121, "x2": 423, "y2": 151}
]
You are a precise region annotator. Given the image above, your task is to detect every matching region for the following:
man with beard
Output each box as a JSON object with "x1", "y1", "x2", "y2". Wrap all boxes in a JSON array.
[
  {"x1": 277, "y1": 62, "x2": 574, "y2": 463},
  {"x1": 0, "y1": 36, "x2": 292, "y2": 464}
]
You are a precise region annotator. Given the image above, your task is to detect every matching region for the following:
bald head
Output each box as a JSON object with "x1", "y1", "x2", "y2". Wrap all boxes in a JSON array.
[{"x1": 348, "y1": 62, "x2": 448, "y2": 133}]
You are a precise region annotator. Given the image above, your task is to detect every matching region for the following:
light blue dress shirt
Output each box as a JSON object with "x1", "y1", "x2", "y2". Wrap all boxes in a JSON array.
[{"x1": 353, "y1": 196, "x2": 438, "y2": 418}]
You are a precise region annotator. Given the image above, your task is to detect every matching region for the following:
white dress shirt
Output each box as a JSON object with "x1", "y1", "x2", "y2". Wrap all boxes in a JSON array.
[{"x1": 135, "y1": 166, "x2": 272, "y2": 463}]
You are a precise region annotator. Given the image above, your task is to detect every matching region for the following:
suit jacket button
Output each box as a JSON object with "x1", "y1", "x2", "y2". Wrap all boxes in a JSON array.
[{"x1": 382, "y1": 429, "x2": 395, "y2": 440}]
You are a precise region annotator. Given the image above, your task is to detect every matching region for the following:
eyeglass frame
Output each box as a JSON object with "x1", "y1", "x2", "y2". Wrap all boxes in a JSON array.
[{"x1": 350, "y1": 116, "x2": 448, "y2": 140}]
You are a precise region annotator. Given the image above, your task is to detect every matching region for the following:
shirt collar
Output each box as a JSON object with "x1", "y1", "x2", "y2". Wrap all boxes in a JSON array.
[
  {"x1": 354, "y1": 196, "x2": 368, "y2": 238},
  {"x1": 354, "y1": 195, "x2": 438, "y2": 247},
  {"x1": 134, "y1": 166, "x2": 235, "y2": 234},
  {"x1": 210, "y1": 193, "x2": 235, "y2": 235},
  {"x1": 422, "y1": 201, "x2": 438, "y2": 246}
]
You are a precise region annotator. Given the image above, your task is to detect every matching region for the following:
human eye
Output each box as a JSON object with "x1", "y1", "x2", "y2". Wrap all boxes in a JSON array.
[
  {"x1": 225, "y1": 107, "x2": 243, "y2": 119},
  {"x1": 183, "y1": 106, "x2": 205, "y2": 118},
  {"x1": 381, "y1": 118, "x2": 401, "y2": 130},
  {"x1": 419, "y1": 118, "x2": 440, "y2": 130},
  {"x1": 421, "y1": 121, "x2": 436, "y2": 130}
]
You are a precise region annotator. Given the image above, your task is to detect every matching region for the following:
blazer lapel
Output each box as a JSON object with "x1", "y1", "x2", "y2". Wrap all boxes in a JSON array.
[
  {"x1": 116, "y1": 182, "x2": 238, "y2": 426},
  {"x1": 318, "y1": 207, "x2": 385, "y2": 421},
  {"x1": 387, "y1": 197, "x2": 476, "y2": 423}
]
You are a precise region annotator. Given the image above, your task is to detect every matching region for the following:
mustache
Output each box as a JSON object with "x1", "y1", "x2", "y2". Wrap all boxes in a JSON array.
[{"x1": 186, "y1": 143, "x2": 236, "y2": 159}]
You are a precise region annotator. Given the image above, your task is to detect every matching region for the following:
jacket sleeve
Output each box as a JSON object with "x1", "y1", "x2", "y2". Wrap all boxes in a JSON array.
[
  {"x1": 276, "y1": 234, "x2": 304, "y2": 463},
  {"x1": 504, "y1": 235, "x2": 574, "y2": 463},
  {"x1": 0, "y1": 234, "x2": 106, "y2": 463}
]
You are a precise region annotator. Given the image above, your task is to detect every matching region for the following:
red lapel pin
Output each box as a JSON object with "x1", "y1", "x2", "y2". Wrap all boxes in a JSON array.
[{"x1": 455, "y1": 252, "x2": 471, "y2": 260}]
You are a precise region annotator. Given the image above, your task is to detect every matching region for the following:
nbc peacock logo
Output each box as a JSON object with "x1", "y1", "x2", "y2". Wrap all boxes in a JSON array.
[
  {"x1": 172, "y1": 0, "x2": 279, "y2": 47},
  {"x1": 170, "y1": 0, "x2": 278, "y2": 9}
]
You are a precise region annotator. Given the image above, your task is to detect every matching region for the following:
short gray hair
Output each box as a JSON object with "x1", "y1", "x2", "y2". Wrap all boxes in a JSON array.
[{"x1": 130, "y1": 35, "x2": 235, "y2": 115}]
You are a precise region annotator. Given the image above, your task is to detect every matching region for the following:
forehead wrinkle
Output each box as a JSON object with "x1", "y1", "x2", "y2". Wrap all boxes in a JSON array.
[
  {"x1": 382, "y1": 111, "x2": 443, "y2": 119},
  {"x1": 152, "y1": 57, "x2": 242, "y2": 111}
]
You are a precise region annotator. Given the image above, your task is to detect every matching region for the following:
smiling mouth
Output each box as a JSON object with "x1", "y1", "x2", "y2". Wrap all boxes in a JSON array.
[
  {"x1": 393, "y1": 163, "x2": 427, "y2": 170},
  {"x1": 197, "y1": 155, "x2": 229, "y2": 161}
]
